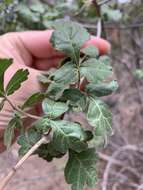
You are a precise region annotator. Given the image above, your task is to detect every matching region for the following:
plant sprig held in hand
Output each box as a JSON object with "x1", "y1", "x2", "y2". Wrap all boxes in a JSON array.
[{"x1": 0, "y1": 21, "x2": 118, "y2": 190}]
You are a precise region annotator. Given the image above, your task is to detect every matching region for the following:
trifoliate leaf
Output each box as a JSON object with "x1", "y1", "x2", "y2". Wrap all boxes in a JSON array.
[
  {"x1": 50, "y1": 21, "x2": 90, "y2": 62},
  {"x1": 86, "y1": 97, "x2": 112, "y2": 137},
  {"x1": 42, "y1": 98, "x2": 69, "y2": 119},
  {"x1": 50, "y1": 120, "x2": 88, "y2": 153},
  {"x1": 4, "y1": 115, "x2": 22, "y2": 148},
  {"x1": 65, "y1": 148, "x2": 98, "y2": 190},
  {"x1": 86, "y1": 80, "x2": 118, "y2": 97},
  {"x1": 0, "y1": 59, "x2": 13, "y2": 96},
  {"x1": 36, "y1": 142, "x2": 65, "y2": 162},
  {"x1": 6, "y1": 69, "x2": 29, "y2": 96},
  {"x1": 17, "y1": 128, "x2": 42, "y2": 156},
  {"x1": 62, "y1": 88, "x2": 87, "y2": 111},
  {"x1": 22, "y1": 92, "x2": 45, "y2": 109},
  {"x1": 82, "y1": 45, "x2": 99, "y2": 57},
  {"x1": 80, "y1": 58, "x2": 112, "y2": 83}
]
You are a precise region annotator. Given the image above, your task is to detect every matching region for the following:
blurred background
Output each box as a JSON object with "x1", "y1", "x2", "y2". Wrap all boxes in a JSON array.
[{"x1": 0, "y1": 0, "x2": 143, "y2": 190}]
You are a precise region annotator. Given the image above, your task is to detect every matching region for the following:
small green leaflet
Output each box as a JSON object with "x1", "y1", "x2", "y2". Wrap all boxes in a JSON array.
[
  {"x1": 47, "y1": 81, "x2": 69, "y2": 100},
  {"x1": 29, "y1": 0, "x2": 45, "y2": 14},
  {"x1": 17, "y1": 128, "x2": 42, "y2": 156},
  {"x1": 51, "y1": 62, "x2": 77, "y2": 85},
  {"x1": 36, "y1": 143, "x2": 65, "y2": 162},
  {"x1": 33, "y1": 117, "x2": 51, "y2": 134},
  {"x1": 50, "y1": 120, "x2": 88, "y2": 153},
  {"x1": 47, "y1": 62, "x2": 77, "y2": 100},
  {"x1": 86, "y1": 97, "x2": 112, "y2": 137},
  {"x1": 80, "y1": 58, "x2": 112, "y2": 83},
  {"x1": 42, "y1": 98, "x2": 69, "y2": 119},
  {"x1": 86, "y1": 80, "x2": 118, "y2": 97},
  {"x1": 0, "y1": 58, "x2": 13, "y2": 96},
  {"x1": 101, "y1": 5, "x2": 122, "y2": 21},
  {"x1": 62, "y1": 88, "x2": 87, "y2": 111},
  {"x1": 82, "y1": 45, "x2": 99, "y2": 57},
  {"x1": 65, "y1": 148, "x2": 98, "y2": 190},
  {"x1": 4, "y1": 115, "x2": 23, "y2": 148},
  {"x1": 50, "y1": 21, "x2": 90, "y2": 63},
  {"x1": 22, "y1": 92, "x2": 45, "y2": 109},
  {"x1": 6, "y1": 69, "x2": 29, "y2": 96},
  {"x1": 99, "y1": 55, "x2": 110, "y2": 65}
]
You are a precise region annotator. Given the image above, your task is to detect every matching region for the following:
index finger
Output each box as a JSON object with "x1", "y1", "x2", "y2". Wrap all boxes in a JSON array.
[{"x1": 18, "y1": 30, "x2": 111, "y2": 59}]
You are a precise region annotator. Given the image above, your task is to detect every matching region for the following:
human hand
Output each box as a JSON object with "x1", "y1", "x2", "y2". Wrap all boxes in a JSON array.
[{"x1": 0, "y1": 30, "x2": 110, "y2": 152}]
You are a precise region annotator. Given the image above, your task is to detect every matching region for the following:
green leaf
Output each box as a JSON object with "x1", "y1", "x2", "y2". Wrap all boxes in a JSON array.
[
  {"x1": 38, "y1": 74, "x2": 51, "y2": 84},
  {"x1": 29, "y1": 0, "x2": 45, "y2": 14},
  {"x1": 50, "y1": 21, "x2": 90, "y2": 62},
  {"x1": 51, "y1": 62, "x2": 77, "y2": 85},
  {"x1": 65, "y1": 148, "x2": 98, "y2": 190},
  {"x1": 17, "y1": 128, "x2": 41, "y2": 156},
  {"x1": 4, "y1": 115, "x2": 22, "y2": 148},
  {"x1": 22, "y1": 92, "x2": 45, "y2": 109},
  {"x1": 34, "y1": 117, "x2": 51, "y2": 134},
  {"x1": 133, "y1": 69, "x2": 143, "y2": 80},
  {"x1": 80, "y1": 58, "x2": 112, "y2": 83},
  {"x1": 47, "y1": 62, "x2": 78, "y2": 100},
  {"x1": 0, "y1": 59, "x2": 13, "y2": 96},
  {"x1": 36, "y1": 142, "x2": 65, "y2": 162},
  {"x1": 62, "y1": 88, "x2": 87, "y2": 111},
  {"x1": 0, "y1": 98, "x2": 6, "y2": 111},
  {"x1": 42, "y1": 98, "x2": 69, "y2": 119},
  {"x1": 86, "y1": 97, "x2": 112, "y2": 137},
  {"x1": 47, "y1": 82, "x2": 69, "y2": 100},
  {"x1": 99, "y1": 55, "x2": 110, "y2": 65},
  {"x1": 50, "y1": 120, "x2": 88, "y2": 153},
  {"x1": 86, "y1": 80, "x2": 118, "y2": 97},
  {"x1": 6, "y1": 69, "x2": 29, "y2": 96},
  {"x1": 82, "y1": 45, "x2": 99, "y2": 57},
  {"x1": 101, "y1": 5, "x2": 122, "y2": 21}
]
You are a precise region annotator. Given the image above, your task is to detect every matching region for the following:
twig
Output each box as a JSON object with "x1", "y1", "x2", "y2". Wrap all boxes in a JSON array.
[
  {"x1": 97, "y1": 18, "x2": 102, "y2": 37},
  {"x1": 0, "y1": 136, "x2": 48, "y2": 190},
  {"x1": 92, "y1": 0, "x2": 107, "y2": 38},
  {"x1": 98, "y1": 0, "x2": 112, "y2": 6},
  {"x1": 101, "y1": 145, "x2": 140, "y2": 190},
  {"x1": 5, "y1": 96, "x2": 41, "y2": 120}
]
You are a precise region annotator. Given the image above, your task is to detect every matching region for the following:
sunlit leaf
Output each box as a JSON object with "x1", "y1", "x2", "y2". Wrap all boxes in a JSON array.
[
  {"x1": 65, "y1": 148, "x2": 98, "y2": 190},
  {"x1": 6, "y1": 69, "x2": 29, "y2": 96},
  {"x1": 0, "y1": 59, "x2": 13, "y2": 96}
]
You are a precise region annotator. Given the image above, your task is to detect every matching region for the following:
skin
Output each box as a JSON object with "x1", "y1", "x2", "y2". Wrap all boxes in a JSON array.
[{"x1": 0, "y1": 30, "x2": 111, "y2": 152}]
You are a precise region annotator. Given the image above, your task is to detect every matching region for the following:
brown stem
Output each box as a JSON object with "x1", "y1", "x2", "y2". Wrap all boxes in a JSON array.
[
  {"x1": 92, "y1": 0, "x2": 107, "y2": 38},
  {"x1": 0, "y1": 136, "x2": 48, "y2": 190}
]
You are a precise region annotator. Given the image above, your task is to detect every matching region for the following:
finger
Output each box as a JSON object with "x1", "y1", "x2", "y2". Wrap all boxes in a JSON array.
[
  {"x1": 34, "y1": 57, "x2": 63, "y2": 70},
  {"x1": 83, "y1": 36, "x2": 111, "y2": 55},
  {"x1": 17, "y1": 31, "x2": 110, "y2": 59},
  {"x1": 17, "y1": 30, "x2": 65, "y2": 59}
]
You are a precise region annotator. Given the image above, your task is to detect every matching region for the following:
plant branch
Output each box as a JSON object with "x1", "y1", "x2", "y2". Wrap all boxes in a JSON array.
[
  {"x1": 92, "y1": 0, "x2": 107, "y2": 38},
  {"x1": 98, "y1": 0, "x2": 112, "y2": 6},
  {"x1": 5, "y1": 96, "x2": 41, "y2": 120},
  {"x1": 0, "y1": 136, "x2": 48, "y2": 190}
]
